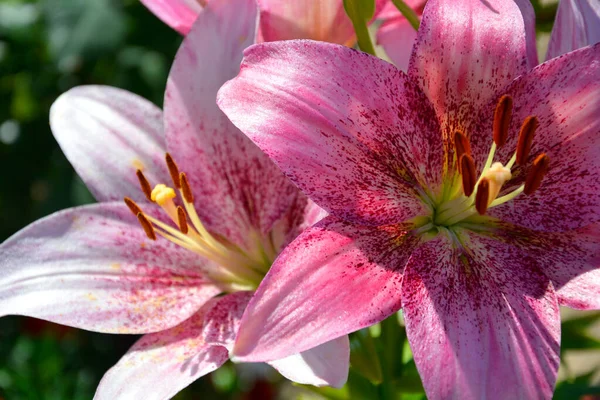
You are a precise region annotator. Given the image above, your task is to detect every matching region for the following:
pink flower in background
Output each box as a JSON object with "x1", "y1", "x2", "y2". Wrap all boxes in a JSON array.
[
  {"x1": 141, "y1": 0, "x2": 386, "y2": 44},
  {"x1": 546, "y1": 0, "x2": 600, "y2": 60},
  {"x1": 0, "y1": 0, "x2": 349, "y2": 398},
  {"x1": 217, "y1": 0, "x2": 600, "y2": 398}
]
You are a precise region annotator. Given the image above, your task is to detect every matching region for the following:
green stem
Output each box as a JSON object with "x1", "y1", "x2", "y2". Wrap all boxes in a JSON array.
[
  {"x1": 352, "y1": 19, "x2": 377, "y2": 55},
  {"x1": 390, "y1": 0, "x2": 420, "y2": 31},
  {"x1": 378, "y1": 316, "x2": 403, "y2": 400}
]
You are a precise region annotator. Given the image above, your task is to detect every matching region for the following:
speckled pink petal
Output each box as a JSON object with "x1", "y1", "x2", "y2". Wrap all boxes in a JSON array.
[
  {"x1": 402, "y1": 231, "x2": 560, "y2": 400},
  {"x1": 218, "y1": 41, "x2": 443, "y2": 226},
  {"x1": 50, "y1": 85, "x2": 170, "y2": 203},
  {"x1": 140, "y1": 0, "x2": 203, "y2": 35},
  {"x1": 165, "y1": 0, "x2": 304, "y2": 251},
  {"x1": 233, "y1": 216, "x2": 419, "y2": 362},
  {"x1": 257, "y1": 0, "x2": 386, "y2": 44},
  {"x1": 0, "y1": 203, "x2": 220, "y2": 334},
  {"x1": 94, "y1": 298, "x2": 230, "y2": 400},
  {"x1": 474, "y1": 43, "x2": 600, "y2": 231},
  {"x1": 502, "y1": 222, "x2": 600, "y2": 310},
  {"x1": 546, "y1": 0, "x2": 600, "y2": 60},
  {"x1": 376, "y1": 16, "x2": 418, "y2": 72},
  {"x1": 408, "y1": 0, "x2": 534, "y2": 157}
]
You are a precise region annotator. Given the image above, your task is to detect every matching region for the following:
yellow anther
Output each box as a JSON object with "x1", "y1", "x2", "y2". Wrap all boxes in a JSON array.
[{"x1": 151, "y1": 184, "x2": 176, "y2": 206}]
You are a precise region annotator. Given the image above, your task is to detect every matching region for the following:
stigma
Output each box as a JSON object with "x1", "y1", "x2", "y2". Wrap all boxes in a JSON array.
[
  {"x1": 433, "y1": 95, "x2": 550, "y2": 227},
  {"x1": 124, "y1": 153, "x2": 269, "y2": 291}
]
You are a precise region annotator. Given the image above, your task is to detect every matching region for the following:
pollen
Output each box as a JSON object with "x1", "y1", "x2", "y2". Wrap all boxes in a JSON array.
[{"x1": 150, "y1": 184, "x2": 177, "y2": 206}]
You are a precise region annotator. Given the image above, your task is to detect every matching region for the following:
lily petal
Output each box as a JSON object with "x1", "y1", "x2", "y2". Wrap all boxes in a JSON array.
[
  {"x1": 546, "y1": 0, "x2": 600, "y2": 60},
  {"x1": 376, "y1": 16, "x2": 419, "y2": 72},
  {"x1": 0, "y1": 203, "x2": 220, "y2": 334},
  {"x1": 218, "y1": 40, "x2": 443, "y2": 226},
  {"x1": 502, "y1": 222, "x2": 600, "y2": 310},
  {"x1": 268, "y1": 335, "x2": 350, "y2": 388},
  {"x1": 409, "y1": 0, "x2": 534, "y2": 155},
  {"x1": 164, "y1": 0, "x2": 302, "y2": 250},
  {"x1": 233, "y1": 216, "x2": 419, "y2": 362},
  {"x1": 94, "y1": 297, "x2": 231, "y2": 400},
  {"x1": 50, "y1": 85, "x2": 169, "y2": 203},
  {"x1": 140, "y1": 0, "x2": 203, "y2": 35},
  {"x1": 480, "y1": 43, "x2": 600, "y2": 231},
  {"x1": 402, "y1": 231, "x2": 560, "y2": 400}
]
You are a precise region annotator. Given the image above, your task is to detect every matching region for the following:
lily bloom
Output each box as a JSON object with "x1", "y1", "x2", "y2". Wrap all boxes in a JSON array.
[
  {"x1": 546, "y1": 0, "x2": 600, "y2": 60},
  {"x1": 141, "y1": 0, "x2": 386, "y2": 44},
  {"x1": 0, "y1": 0, "x2": 348, "y2": 398},
  {"x1": 217, "y1": 0, "x2": 600, "y2": 398}
]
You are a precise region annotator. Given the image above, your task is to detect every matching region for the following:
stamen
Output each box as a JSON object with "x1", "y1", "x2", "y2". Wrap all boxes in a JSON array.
[
  {"x1": 475, "y1": 179, "x2": 490, "y2": 215},
  {"x1": 165, "y1": 153, "x2": 181, "y2": 189},
  {"x1": 123, "y1": 197, "x2": 142, "y2": 216},
  {"x1": 136, "y1": 170, "x2": 153, "y2": 201},
  {"x1": 177, "y1": 206, "x2": 189, "y2": 234},
  {"x1": 493, "y1": 95, "x2": 513, "y2": 147},
  {"x1": 454, "y1": 131, "x2": 471, "y2": 170},
  {"x1": 524, "y1": 154, "x2": 550, "y2": 195},
  {"x1": 136, "y1": 212, "x2": 157, "y2": 240},
  {"x1": 516, "y1": 116, "x2": 539, "y2": 166},
  {"x1": 460, "y1": 154, "x2": 476, "y2": 197},
  {"x1": 180, "y1": 172, "x2": 194, "y2": 203}
]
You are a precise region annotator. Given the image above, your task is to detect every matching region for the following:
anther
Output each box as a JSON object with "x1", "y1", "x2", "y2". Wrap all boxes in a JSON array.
[
  {"x1": 460, "y1": 154, "x2": 476, "y2": 197},
  {"x1": 454, "y1": 131, "x2": 472, "y2": 163},
  {"x1": 516, "y1": 116, "x2": 539, "y2": 166},
  {"x1": 524, "y1": 154, "x2": 550, "y2": 195},
  {"x1": 165, "y1": 153, "x2": 181, "y2": 189},
  {"x1": 136, "y1": 169, "x2": 153, "y2": 201},
  {"x1": 177, "y1": 206, "x2": 189, "y2": 234},
  {"x1": 180, "y1": 172, "x2": 194, "y2": 203},
  {"x1": 493, "y1": 95, "x2": 513, "y2": 147},
  {"x1": 124, "y1": 197, "x2": 142, "y2": 216},
  {"x1": 136, "y1": 212, "x2": 157, "y2": 240},
  {"x1": 475, "y1": 179, "x2": 490, "y2": 215}
]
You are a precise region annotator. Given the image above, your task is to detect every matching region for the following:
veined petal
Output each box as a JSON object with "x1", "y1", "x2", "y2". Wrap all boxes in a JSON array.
[
  {"x1": 165, "y1": 0, "x2": 302, "y2": 250},
  {"x1": 0, "y1": 203, "x2": 220, "y2": 334},
  {"x1": 140, "y1": 0, "x2": 203, "y2": 35},
  {"x1": 94, "y1": 298, "x2": 230, "y2": 400},
  {"x1": 479, "y1": 43, "x2": 600, "y2": 231},
  {"x1": 376, "y1": 16, "x2": 419, "y2": 72},
  {"x1": 402, "y1": 231, "x2": 560, "y2": 400},
  {"x1": 50, "y1": 85, "x2": 169, "y2": 203},
  {"x1": 218, "y1": 41, "x2": 443, "y2": 226},
  {"x1": 502, "y1": 222, "x2": 600, "y2": 310},
  {"x1": 257, "y1": 0, "x2": 386, "y2": 45},
  {"x1": 233, "y1": 216, "x2": 419, "y2": 362},
  {"x1": 546, "y1": 0, "x2": 600, "y2": 60},
  {"x1": 268, "y1": 335, "x2": 350, "y2": 388},
  {"x1": 408, "y1": 0, "x2": 534, "y2": 157}
]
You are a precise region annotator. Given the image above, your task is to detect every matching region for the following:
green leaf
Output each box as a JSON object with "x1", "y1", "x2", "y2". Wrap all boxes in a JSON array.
[{"x1": 350, "y1": 328, "x2": 383, "y2": 384}]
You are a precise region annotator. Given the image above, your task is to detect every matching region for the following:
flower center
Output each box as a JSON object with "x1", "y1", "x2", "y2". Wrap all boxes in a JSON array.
[
  {"x1": 428, "y1": 95, "x2": 550, "y2": 229},
  {"x1": 124, "y1": 153, "x2": 274, "y2": 292}
]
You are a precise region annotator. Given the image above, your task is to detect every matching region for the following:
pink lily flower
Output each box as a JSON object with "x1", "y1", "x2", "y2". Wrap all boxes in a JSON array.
[
  {"x1": 141, "y1": 0, "x2": 386, "y2": 44},
  {"x1": 217, "y1": 0, "x2": 600, "y2": 398},
  {"x1": 0, "y1": 0, "x2": 348, "y2": 397},
  {"x1": 546, "y1": 0, "x2": 600, "y2": 60},
  {"x1": 376, "y1": 0, "x2": 426, "y2": 71}
]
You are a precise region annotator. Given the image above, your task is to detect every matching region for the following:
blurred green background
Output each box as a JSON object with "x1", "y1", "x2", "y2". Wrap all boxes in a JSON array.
[{"x1": 0, "y1": 0, "x2": 599, "y2": 399}]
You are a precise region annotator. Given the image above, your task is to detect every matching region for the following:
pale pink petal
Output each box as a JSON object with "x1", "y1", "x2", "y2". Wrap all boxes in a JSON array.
[
  {"x1": 376, "y1": 16, "x2": 418, "y2": 72},
  {"x1": 377, "y1": 0, "x2": 425, "y2": 19},
  {"x1": 94, "y1": 298, "x2": 230, "y2": 400},
  {"x1": 257, "y1": 0, "x2": 386, "y2": 45},
  {"x1": 474, "y1": 44, "x2": 600, "y2": 231},
  {"x1": 546, "y1": 0, "x2": 600, "y2": 60},
  {"x1": 0, "y1": 203, "x2": 220, "y2": 333},
  {"x1": 140, "y1": 0, "x2": 203, "y2": 35},
  {"x1": 50, "y1": 85, "x2": 169, "y2": 203},
  {"x1": 232, "y1": 216, "x2": 419, "y2": 362},
  {"x1": 408, "y1": 0, "x2": 534, "y2": 155},
  {"x1": 402, "y1": 232, "x2": 560, "y2": 400},
  {"x1": 503, "y1": 223, "x2": 600, "y2": 310},
  {"x1": 268, "y1": 336, "x2": 350, "y2": 388},
  {"x1": 218, "y1": 41, "x2": 443, "y2": 226},
  {"x1": 164, "y1": 0, "x2": 304, "y2": 250}
]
